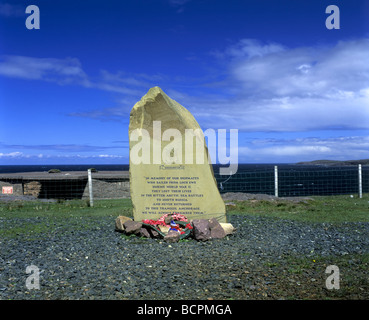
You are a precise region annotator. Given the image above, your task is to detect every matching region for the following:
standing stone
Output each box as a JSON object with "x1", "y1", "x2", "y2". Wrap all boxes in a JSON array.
[{"x1": 129, "y1": 87, "x2": 226, "y2": 223}]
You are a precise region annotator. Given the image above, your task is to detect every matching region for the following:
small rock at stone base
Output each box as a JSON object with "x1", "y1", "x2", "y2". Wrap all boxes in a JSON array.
[
  {"x1": 164, "y1": 230, "x2": 180, "y2": 243},
  {"x1": 158, "y1": 225, "x2": 170, "y2": 235},
  {"x1": 225, "y1": 202, "x2": 236, "y2": 207},
  {"x1": 123, "y1": 221, "x2": 142, "y2": 235},
  {"x1": 164, "y1": 214, "x2": 173, "y2": 225},
  {"x1": 139, "y1": 227, "x2": 151, "y2": 238},
  {"x1": 208, "y1": 218, "x2": 226, "y2": 239},
  {"x1": 192, "y1": 219, "x2": 211, "y2": 241},
  {"x1": 115, "y1": 216, "x2": 133, "y2": 232},
  {"x1": 148, "y1": 227, "x2": 161, "y2": 239},
  {"x1": 219, "y1": 223, "x2": 236, "y2": 236}
]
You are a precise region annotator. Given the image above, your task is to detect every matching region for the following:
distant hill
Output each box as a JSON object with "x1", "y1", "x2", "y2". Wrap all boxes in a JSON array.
[{"x1": 296, "y1": 159, "x2": 369, "y2": 166}]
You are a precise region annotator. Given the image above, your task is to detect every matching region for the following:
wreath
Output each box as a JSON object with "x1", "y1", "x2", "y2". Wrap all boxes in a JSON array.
[{"x1": 142, "y1": 213, "x2": 193, "y2": 239}]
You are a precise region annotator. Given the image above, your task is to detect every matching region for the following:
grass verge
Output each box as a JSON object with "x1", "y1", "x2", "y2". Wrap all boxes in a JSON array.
[
  {"x1": 0, "y1": 198, "x2": 133, "y2": 218},
  {"x1": 0, "y1": 198, "x2": 133, "y2": 239},
  {"x1": 226, "y1": 194, "x2": 369, "y2": 223},
  {"x1": 1, "y1": 194, "x2": 368, "y2": 239}
]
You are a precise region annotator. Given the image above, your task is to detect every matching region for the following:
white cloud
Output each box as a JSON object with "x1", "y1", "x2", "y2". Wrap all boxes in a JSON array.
[
  {"x1": 0, "y1": 152, "x2": 126, "y2": 160},
  {"x1": 168, "y1": 0, "x2": 191, "y2": 5},
  {"x1": 238, "y1": 136, "x2": 369, "y2": 162},
  {"x1": 0, "y1": 55, "x2": 87, "y2": 81},
  {"x1": 253, "y1": 145, "x2": 332, "y2": 157},
  {"x1": 168, "y1": 0, "x2": 191, "y2": 12},
  {"x1": 97, "y1": 154, "x2": 125, "y2": 158},
  {"x1": 176, "y1": 38, "x2": 369, "y2": 132},
  {"x1": 0, "y1": 152, "x2": 23, "y2": 158},
  {"x1": 0, "y1": 3, "x2": 24, "y2": 17},
  {"x1": 224, "y1": 38, "x2": 285, "y2": 59},
  {"x1": 0, "y1": 55, "x2": 144, "y2": 96},
  {"x1": 230, "y1": 39, "x2": 369, "y2": 100}
]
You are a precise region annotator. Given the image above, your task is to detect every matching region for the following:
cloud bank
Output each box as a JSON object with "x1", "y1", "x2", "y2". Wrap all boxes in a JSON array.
[
  {"x1": 0, "y1": 3, "x2": 24, "y2": 17},
  {"x1": 0, "y1": 55, "x2": 147, "y2": 96},
  {"x1": 239, "y1": 136, "x2": 369, "y2": 162},
  {"x1": 185, "y1": 38, "x2": 369, "y2": 132}
]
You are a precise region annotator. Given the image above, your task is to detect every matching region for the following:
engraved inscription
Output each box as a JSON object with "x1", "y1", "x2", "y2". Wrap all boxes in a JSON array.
[{"x1": 140, "y1": 175, "x2": 204, "y2": 216}]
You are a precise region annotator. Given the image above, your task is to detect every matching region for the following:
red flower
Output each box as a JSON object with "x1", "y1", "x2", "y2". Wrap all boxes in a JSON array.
[{"x1": 142, "y1": 219, "x2": 165, "y2": 226}]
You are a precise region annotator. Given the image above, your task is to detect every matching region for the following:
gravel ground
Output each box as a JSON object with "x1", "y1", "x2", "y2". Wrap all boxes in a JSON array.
[{"x1": 1, "y1": 212, "x2": 369, "y2": 300}]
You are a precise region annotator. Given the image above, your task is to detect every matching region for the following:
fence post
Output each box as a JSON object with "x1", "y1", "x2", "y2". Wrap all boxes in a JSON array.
[
  {"x1": 358, "y1": 164, "x2": 362, "y2": 199},
  {"x1": 274, "y1": 165, "x2": 278, "y2": 197},
  {"x1": 88, "y1": 169, "x2": 94, "y2": 207}
]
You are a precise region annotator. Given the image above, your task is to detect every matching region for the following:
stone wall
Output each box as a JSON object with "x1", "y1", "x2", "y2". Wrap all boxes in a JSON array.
[
  {"x1": 0, "y1": 176, "x2": 130, "y2": 200},
  {"x1": 0, "y1": 180, "x2": 23, "y2": 196},
  {"x1": 23, "y1": 181, "x2": 42, "y2": 197},
  {"x1": 82, "y1": 178, "x2": 130, "y2": 199}
]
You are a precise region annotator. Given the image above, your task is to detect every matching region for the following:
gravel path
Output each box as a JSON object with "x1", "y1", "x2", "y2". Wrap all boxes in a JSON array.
[{"x1": 1, "y1": 214, "x2": 369, "y2": 300}]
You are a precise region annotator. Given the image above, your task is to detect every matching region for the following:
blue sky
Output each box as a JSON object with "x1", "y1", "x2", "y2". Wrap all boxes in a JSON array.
[{"x1": 0, "y1": 0, "x2": 368, "y2": 165}]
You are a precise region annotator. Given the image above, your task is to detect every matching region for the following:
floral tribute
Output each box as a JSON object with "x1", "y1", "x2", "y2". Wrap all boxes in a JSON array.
[{"x1": 142, "y1": 213, "x2": 193, "y2": 238}]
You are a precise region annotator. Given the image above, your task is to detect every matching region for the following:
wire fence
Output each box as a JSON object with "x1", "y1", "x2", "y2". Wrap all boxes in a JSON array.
[
  {"x1": 216, "y1": 169, "x2": 275, "y2": 195},
  {"x1": 0, "y1": 165, "x2": 368, "y2": 202},
  {"x1": 215, "y1": 165, "x2": 369, "y2": 197},
  {"x1": 0, "y1": 173, "x2": 130, "y2": 201}
]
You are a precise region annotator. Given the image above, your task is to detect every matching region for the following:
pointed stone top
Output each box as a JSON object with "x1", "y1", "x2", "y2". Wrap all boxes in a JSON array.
[
  {"x1": 147, "y1": 86, "x2": 164, "y2": 94},
  {"x1": 132, "y1": 86, "x2": 170, "y2": 110},
  {"x1": 140, "y1": 86, "x2": 167, "y2": 102},
  {"x1": 129, "y1": 86, "x2": 200, "y2": 134}
]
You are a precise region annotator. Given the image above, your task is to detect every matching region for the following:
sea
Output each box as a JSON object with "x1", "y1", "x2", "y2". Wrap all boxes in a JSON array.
[
  {"x1": 0, "y1": 164, "x2": 130, "y2": 174},
  {"x1": 0, "y1": 163, "x2": 367, "y2": 197}
]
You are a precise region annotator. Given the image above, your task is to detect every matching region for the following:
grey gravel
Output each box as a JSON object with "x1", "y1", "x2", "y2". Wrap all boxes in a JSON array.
[{"x1": 1, "y1": 214, "x2": 368, "y2": 300}]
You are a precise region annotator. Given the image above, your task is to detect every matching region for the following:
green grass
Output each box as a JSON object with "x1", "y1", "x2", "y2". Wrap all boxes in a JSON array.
[
  {"x1": 0, "y1": 198, "x2": 133, "y2": 239},
  {"x1": 1, "y1": 194, "x2": 368, "y2": 239},
  {"x1": 271, "y1": 252, "x2": 369, "y2": 299},
  {"x1": 226, "y1": 193, "x2": 369, "y2": 223},
  {"x1": 0, "y1": 198, "x2": 133, "y2": 218},
  {"x1": 2, "y1": 194, "x2": 367, "y2": 223}
]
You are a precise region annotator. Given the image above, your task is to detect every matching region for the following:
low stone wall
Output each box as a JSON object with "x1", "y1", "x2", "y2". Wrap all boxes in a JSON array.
[
  {"x1": 0, "y1": 171, "x2": 130, "y2": 200},
  {"x1": 0, "y1": 180, "x2": 23, "y2": 196},
  {"x1": 82, "y1": 178, "x2": 130, "y2": 199},
  {"x1": 24, "y1": 181, "x2": 42, "y2": 197}
]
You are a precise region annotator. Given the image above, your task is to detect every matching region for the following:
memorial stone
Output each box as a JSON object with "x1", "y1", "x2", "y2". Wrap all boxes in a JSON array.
[{"x1": 129, "y1": 87, "x2": 226, "y2": 223}]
